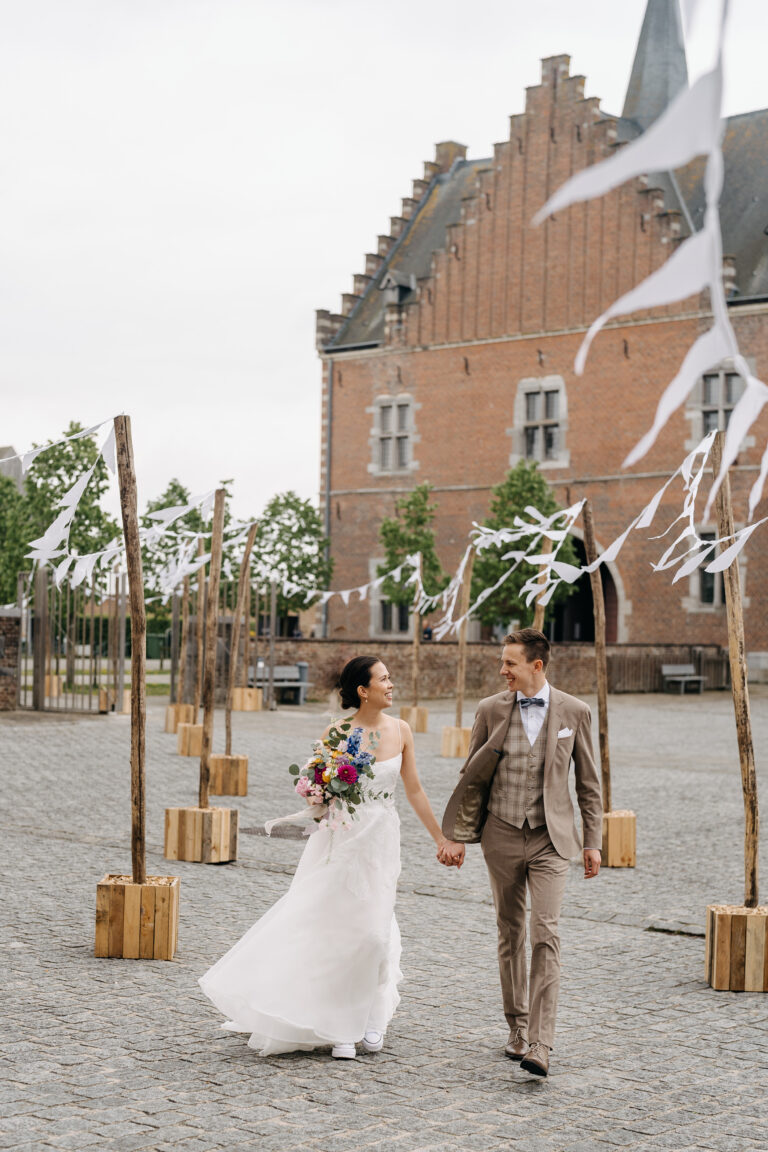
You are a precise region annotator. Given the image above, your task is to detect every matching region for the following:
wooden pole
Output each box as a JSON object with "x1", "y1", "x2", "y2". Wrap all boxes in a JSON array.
[
  {"x1": 532, "y1": 535, "x2": 554, "y2": 633},
  {"x1": 410, "y1": 554, "x2": 422, "y2": 709},
  {"x1": 113, "y1": 415, "x2": 147, "y2": 887},
  {"x1": 455, "y1": 548, "x2": 475, "y2": 729},
  {"x1": 255, "y1": 585, "x2": 264, "y2": 681},
  {"x1": 169, "y1": 591, "x2": 180, "y2": 704},
  {"x1": 178, "y1": 576, "x2": 191, "y2": 705},
  {"x1": 193, "y1": 537, "x2": 206, "y2": 724},
  {"x1": 582, "y1": 500, "x2": 612, "y2": 815},
  {"x1": 199, "y1": 489, "x2": 226, "y2": 811},
  {"x1": 712, "y1": 431, "x2": 759, "y2": 907},
  {"x1": 225, "y1": 523, "x2": 258, "y2": 756},
  {"x1": 32, "y1": 567, "x2": 47, "y2": 710}
]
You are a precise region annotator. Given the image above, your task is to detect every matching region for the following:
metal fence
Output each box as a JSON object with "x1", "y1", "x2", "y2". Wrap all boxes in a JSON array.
[{"x1": 17, "y1": 569, "x2": 127, "y2": 712}]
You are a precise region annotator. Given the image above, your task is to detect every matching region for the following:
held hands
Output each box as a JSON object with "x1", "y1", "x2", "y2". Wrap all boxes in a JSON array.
[
  {"x1": 583, "y1": 849, "x2": 601, "y2": 879},
  {"x1": 437, "y1": 839, "x2": 465, "y2": 868}
]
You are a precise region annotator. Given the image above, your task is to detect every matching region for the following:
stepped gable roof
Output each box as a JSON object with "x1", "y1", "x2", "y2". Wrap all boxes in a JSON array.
[
  {"x1": 622, "y1": 0, "x2": 688, "y2": 132},
  {"x1": 329, "y1": 157, "x2": 489, "y2": 350}
]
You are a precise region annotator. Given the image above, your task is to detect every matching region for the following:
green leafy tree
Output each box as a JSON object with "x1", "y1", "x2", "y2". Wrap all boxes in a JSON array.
[
  {"x1": 471, "y1": 462, "x2": 577, "y2": 630},
  {"x1": 23, "y1": 421, "x2": 119, "y2": 563},
  {"x1": 377, "y1": 483, "x2": 447, "y2": 610},
  {"x1": 0, "y1": 472, "x2": 26, "y2": 604},
  {"x1": 252, "y1": 491, "x2": 333, "y2": 622},
  {"x1": 141, "y1": 478, "x2": 238, "y2": 633}
]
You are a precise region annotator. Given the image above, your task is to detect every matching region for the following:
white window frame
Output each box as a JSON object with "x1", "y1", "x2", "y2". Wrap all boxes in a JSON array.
[
  {"x1": 684, "y1": 358, "x2": 755, "y2": 451},
  {"x1": 368, "y1": 558, "x2": 413, "y2": 638},
  {"x1": 367, "y1": 393, "x2": 420, "y2": 477},
  {"x1": 681, "y1": 527, "x2": 750, "y2": 615},
  {"x1": 507, "y1": 375, "x2": 570, "y2": 470}
]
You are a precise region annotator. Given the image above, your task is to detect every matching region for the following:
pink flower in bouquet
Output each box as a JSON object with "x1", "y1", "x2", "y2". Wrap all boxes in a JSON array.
[
  {"x1": 307, "y1": 785, "x2": 325, "y2": 805},
  {"x1": 295, "y1": 777, "x2": 313, "y2": 798},
  {"x1": 337, "y1": 763, "x2": 358, "y2": 785}
]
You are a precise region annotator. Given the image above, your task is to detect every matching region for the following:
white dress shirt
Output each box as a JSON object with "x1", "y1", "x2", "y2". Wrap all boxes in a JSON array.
[{"x1": 516, "y1": 680, "x2": 550, "y2": 747}]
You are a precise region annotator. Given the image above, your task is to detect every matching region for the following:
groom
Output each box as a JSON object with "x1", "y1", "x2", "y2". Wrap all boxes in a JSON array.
[{"x1": 439, "y1": 628, "x2": 602, "y2": 1078}]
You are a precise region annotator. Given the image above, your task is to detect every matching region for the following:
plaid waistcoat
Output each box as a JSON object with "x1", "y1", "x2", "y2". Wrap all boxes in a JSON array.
[{"x1": 487, "y1": 700, "x2": 547, "y2": 829}]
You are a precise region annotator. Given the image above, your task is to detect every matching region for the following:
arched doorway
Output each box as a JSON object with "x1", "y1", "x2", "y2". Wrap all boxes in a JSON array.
[{"x1": 550, "y1": 538, "x2": 619, "y2": 643}]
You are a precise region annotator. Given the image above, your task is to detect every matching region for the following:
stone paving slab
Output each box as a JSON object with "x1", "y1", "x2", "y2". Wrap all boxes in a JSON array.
[{"x1": 2, "y1": 688, "x2": 768, "y2": 1150}]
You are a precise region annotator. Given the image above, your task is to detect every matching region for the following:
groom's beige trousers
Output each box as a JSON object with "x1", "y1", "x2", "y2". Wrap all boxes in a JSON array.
[{"x1": 481, "y1": 812, "x2": 570, "y2": 1049}]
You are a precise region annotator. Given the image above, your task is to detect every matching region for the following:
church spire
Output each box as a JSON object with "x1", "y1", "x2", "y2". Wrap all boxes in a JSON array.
[{"x1": 622, "y1": 0, "x2": 688, "y2": 131}]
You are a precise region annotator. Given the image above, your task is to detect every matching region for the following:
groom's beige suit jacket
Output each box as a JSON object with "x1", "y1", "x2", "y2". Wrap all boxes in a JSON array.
[{"x1": 442, "y1": 685, "x2": 602, "y2": 859}]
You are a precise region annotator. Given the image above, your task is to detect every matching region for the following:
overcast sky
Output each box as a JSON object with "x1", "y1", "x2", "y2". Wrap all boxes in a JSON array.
[{"x1": 2, "y1": 0, "x2": 766, "y2": 519}]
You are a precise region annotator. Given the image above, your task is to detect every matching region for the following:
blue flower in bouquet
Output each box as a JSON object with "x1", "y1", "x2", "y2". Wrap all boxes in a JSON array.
[{"x1": 345, "y1": 727, "x2": 362, "y2": 757}]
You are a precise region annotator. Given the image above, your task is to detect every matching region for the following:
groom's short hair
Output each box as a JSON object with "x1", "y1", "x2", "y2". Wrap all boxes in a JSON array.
[{"x1": 503, "y1": 628, "x2": 550, "y2": 669}]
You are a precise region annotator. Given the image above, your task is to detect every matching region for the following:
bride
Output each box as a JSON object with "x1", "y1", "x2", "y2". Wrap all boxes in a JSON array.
[{"x1": 198, "y1": 654, "x2": 460, "y2": 1059}]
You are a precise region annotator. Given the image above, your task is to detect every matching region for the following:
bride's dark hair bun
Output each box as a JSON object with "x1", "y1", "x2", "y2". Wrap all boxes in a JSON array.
[{"x1": 337, "y1": 655, "x2": 381, "y2": 710}]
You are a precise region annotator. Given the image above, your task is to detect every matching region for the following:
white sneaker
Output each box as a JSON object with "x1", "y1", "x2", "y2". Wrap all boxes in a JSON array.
[
  {"x1": 331, "y1": 1043, "x2": 357, "y2": 1059},
  {"x1": 361, "y1": 1030, "x2": 384, "y2": 1053}
]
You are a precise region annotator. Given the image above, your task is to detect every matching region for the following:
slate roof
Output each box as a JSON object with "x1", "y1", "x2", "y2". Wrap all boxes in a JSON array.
[
  {"x1": 676, "y1": 109, "x2": 768, "y2": 299},
  {"x1": 622, "y1": 0, "x2": 688, "y2": 132},
  {"x1": 329, "y1": 158, "x2": 490, "y2": 350}
]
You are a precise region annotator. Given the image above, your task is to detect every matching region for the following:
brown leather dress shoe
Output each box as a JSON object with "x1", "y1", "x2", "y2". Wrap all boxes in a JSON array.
[
  {"x1": 504, "y1": 1027, "x2": 529, "y2": 1061},
  {"x1": 520, "y1": 1041, "x2": 549, "y2": 1077}
]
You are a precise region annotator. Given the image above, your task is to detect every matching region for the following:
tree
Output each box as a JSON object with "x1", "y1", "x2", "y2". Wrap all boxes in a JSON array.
[
  {"x1": 252, "y1": 491, "x2": 332, "y2": 623},
  {"x1": 377, "y1": 484, "x2": 447, "y2": 610},
  {"x1": 23, "y1": 421, "x2": 119, "y2": 566},
  {"x1": 471, "y1": 462, "x2": 577, "y2": 631},
  {"x1": 0, "y1": 473, "x2": 26, "y2": 604},
  {"x1": 141, "y1": 478, "x2": 238, "y2": 633}
]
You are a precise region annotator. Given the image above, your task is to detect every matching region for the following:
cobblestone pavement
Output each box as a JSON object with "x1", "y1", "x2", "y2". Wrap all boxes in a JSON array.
[{"x1": 3, "y1": 687, "x2": 768, "y2": 1152}]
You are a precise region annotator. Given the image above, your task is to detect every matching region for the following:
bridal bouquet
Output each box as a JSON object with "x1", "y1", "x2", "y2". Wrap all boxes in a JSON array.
[{"x1": 289, "y1": 721, "x2": 382, "y2": 821}]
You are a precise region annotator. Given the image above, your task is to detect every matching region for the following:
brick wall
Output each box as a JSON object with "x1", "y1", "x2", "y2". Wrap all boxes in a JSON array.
[
  {"x1": 0, "y1": 612, "x2": 20, "y2": 711},
  {"x1": 254, "y1": 638, "x2": 727, "y2": 702}
]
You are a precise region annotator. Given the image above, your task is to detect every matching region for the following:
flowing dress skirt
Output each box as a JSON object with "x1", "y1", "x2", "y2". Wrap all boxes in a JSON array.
[{"x1": 198, "y1": 763, "x2": 402, "y2": 1056}]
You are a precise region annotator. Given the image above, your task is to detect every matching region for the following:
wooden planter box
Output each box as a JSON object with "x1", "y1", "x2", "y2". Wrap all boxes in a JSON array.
[
  {"x1": 601, "y1": 810, "x2": 636, "y2": 868},
  {"x1": 45, "y1": 674, "x2": 63, "y2": 698},
  {"x1": 177, "y1": 722, "x2": 203, "y2": 756},
  {"x1": 94, "y1": 874, "x2": 180, "y2": 960},
  {"x1": 706, "y1": 905, "x2": 768, "y2": 991},
  {"x1": 164, "y1": 806, "x2": 238, "y2": 863},
  {"x1": 441, "y1": 726, "x2": 472, "y2": 759},
  {"x1": 98, "y1": 687, "x2": 114, "y2": 714},
  {"x1": 209, "y1": 754, "x2": 248, "y2": 796},
  {"x1": 164, "y1": 703, "x2": 195, "y2": 733},
  {"x1": 400, "y1": 705, "x2": 428, "y2": 733},
  {"x1": 232, "y1": 687, "x2": 262, "y2": 712}
]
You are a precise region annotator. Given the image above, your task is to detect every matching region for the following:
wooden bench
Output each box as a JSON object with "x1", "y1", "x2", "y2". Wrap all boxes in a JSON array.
[
  {"x1": 661, "y1": 663, "x2": 706, "y2": 694},
  {"x1": 250, "y1": 662, "x2": 311, "y2": 705}
]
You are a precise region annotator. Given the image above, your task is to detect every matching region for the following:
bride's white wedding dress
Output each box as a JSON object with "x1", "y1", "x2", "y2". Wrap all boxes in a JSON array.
[{"x1": 198, "y1": 751, "x2": 403, "y2": 1055}]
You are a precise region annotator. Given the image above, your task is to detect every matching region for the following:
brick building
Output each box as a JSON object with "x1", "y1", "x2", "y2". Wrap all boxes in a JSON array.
[{"x1": 316, "y1": 0, "x2": 768, "y2": 650}]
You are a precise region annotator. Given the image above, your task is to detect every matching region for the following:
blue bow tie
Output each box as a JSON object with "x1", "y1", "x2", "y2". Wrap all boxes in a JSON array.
[{"x1": 519, "y1": 697, "x2": 545, "y2": 708}]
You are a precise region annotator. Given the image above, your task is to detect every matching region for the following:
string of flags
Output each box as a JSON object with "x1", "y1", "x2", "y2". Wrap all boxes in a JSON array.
[{"x1": 11, "y1": 414, "x2": 767, "y2": 626}]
